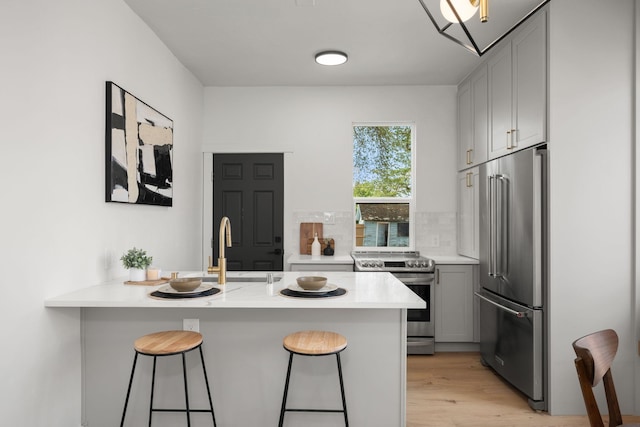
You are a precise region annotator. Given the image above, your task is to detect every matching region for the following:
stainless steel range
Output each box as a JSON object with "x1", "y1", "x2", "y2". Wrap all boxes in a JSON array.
[{"x1": 351, "y1": 251, "x2": 435, "y2": 355}]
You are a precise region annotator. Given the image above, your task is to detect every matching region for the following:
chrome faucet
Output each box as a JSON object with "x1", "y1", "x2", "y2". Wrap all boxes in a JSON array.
[{"x1": 207, "y1": 216, "x2": 232, "y2": 284}]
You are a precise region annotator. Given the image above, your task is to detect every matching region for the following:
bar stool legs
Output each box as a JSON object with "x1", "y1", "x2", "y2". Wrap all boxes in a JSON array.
[
  {"x1": 120, "y1": 352, "x2": 139, "y2": 427},
  {"x1": 336, "y1": 352, "x2": 348, "y2": 425},
  {"x1": 278, "y1": 330, "x2": 349, "y2": 426},
  {"x1": 120, "y1": 331, "x2": 216, "y2": 427},
  {"x1": 278, "y1": 352, "x2": 294, "y2": 427}
]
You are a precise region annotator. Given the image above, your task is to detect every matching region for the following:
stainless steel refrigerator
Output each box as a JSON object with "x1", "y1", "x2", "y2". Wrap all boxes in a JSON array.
[{"x1": 475, "y1": 145, "x2": 547, "y2": 411}]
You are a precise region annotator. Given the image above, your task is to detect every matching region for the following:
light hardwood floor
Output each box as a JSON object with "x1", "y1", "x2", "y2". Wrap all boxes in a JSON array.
[{"x1": 407, "y1": 352, "x2": 640, "y2": 427}]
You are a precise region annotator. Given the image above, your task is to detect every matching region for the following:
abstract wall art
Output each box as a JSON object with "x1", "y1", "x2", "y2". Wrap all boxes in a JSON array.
[{"x1": 105, "y1": 81, "x2": 173, "y2": 206}]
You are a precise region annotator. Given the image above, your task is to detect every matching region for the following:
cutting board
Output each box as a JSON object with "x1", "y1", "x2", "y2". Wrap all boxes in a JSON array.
[{"x1": 299, "y1": 222, "x2": 323, "y2": 254}]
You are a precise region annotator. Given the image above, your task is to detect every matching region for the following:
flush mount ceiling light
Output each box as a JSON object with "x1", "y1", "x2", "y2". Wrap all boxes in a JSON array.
[
  {"x1": 417, "y1": 0, "x2": 548, "y2": 56},
  {"x1": 315, "y1": 51, "x2": 348, "y2": 66}
]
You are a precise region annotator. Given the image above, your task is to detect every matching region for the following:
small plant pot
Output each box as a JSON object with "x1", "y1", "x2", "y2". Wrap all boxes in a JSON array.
[{"x1": 129, "y1": 268, "x2": 146, "y2": 282}]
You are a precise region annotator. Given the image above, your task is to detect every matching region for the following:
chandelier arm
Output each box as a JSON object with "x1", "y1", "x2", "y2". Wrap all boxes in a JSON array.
[
  {"x1": 438, "y1": 31, "x2": 482, "y2": 56},
  {"x1": 445, "y1": 0, "x2": 464, "y2": 25},
  {"x1": 417, "y1": 0, "x2": 445, "y2": 30},
  {"x1": 454, "y1": 16, "x2": 483, "y2": 55}
]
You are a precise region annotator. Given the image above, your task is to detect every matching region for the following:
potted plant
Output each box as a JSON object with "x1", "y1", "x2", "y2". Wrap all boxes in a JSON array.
[{"x1": 121, "y1": 247, "x2": 153, "y2": 281}]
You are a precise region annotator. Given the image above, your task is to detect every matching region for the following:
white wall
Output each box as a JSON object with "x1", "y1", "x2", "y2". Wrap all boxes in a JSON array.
[
  {"x1": 0, "y1": 1, "x2": 203, "y2": 425},
  {"x1": 548, "y1": 0, "x2": 636, "y2": 415},
  {"x1": 202, "y1": 86, "x2": 459, "y2": 262}
]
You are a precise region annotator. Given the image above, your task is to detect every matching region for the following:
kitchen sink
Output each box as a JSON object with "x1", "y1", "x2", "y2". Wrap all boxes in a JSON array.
[{"x1": 198, "y1": 276, "x2": 282, "y2": 283}]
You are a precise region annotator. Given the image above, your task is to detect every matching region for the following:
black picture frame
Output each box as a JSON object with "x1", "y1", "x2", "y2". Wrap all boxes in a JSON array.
[{"x1": 105, "y1": 81, "x2": 173, "y2": 206}]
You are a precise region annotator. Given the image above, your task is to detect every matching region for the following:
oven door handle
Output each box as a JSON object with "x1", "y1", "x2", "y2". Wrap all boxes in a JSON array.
[{"x1": 396, "y1": 277, "x2": 434, "y2": 285}]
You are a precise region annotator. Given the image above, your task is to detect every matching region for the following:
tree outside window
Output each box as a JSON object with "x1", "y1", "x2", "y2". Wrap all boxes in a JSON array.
[{"x1": 353, "y1": 124, "x2": 414, "y2": 249}]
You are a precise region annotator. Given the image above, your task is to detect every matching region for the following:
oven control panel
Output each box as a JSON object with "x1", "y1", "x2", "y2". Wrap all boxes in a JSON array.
[{"x1": 352, "y1": 256, "x2": 434, "y2": 272}]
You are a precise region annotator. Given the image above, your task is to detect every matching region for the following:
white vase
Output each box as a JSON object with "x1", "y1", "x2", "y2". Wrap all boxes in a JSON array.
[
  {"x1": 129, "y1": 268, "x2": 146, "y2": 282},
  {"x1": 311, "y1": 233, "x2": 321, "y2": 258}
]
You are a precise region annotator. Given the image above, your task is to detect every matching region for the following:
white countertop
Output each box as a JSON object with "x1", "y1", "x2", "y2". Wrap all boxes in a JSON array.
[
  {"x1": 287, "y1": 253, "x2": 478, "y2": 265},
  {"x1": 44, "y1": 271, "x2": 425, "y2": 309},
  {"x1": 427, "y1": 255, "x2": 479, "y2": 265},
  {"x1": 287, "y1": 254, "x2": 354, "y2": 264}
]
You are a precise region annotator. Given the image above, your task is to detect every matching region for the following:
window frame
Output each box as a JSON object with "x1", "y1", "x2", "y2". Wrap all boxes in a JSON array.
[{"x1": 352, "y1": 122, "x2": 416, "y2": 252}]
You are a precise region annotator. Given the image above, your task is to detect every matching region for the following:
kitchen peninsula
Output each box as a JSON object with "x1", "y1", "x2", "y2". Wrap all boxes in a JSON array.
[{"x1": 46, "y1": 271, "x2": 424, "y2": 427}]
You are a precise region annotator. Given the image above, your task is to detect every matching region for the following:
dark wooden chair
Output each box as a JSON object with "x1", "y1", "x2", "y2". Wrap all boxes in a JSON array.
[{"x1": 572, "y1": 329, "x2": 640, "y2": 427}]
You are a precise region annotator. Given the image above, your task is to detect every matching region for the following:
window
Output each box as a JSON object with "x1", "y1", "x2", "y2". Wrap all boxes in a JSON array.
[{"x1": 353, "y1": 124, "x2": 414, "y2": 249}]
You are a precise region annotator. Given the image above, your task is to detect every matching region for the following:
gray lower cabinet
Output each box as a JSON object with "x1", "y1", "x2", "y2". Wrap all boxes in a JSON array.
[
  {"x1": 435, "y1": 265, "x2": 476, "y2": 342},
  {"x1": 290, "y1": 263, "x2": 354, "y2": 272}
]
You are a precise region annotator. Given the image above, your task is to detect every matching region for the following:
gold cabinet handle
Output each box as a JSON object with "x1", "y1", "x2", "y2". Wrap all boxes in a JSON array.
[
  {"x1": 466, "y1": 172, "x2": 473, "y2": 187},
  {"x1": 466, "y1": 149, "x2": 473, "y2": 165},
  {"x1": 507, "y1": 129, "x2": 517, "y2": 149}
]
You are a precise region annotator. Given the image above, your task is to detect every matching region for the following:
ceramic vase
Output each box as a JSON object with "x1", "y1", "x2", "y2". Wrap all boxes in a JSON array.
[
  {"x1": 129, "y1": 268, "x2": 146, "y2": 282},
  {"x1": 311, "y1": 233, "x2": 321, "y2": 257},
  {"x1": 323, "y1": 240, "x2": 334, "y2": 256}
]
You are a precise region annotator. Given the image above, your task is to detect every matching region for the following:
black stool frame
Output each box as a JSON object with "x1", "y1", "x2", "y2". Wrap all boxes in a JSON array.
[
  {"x1": 120, "y1": 343, "x2": 216, "y2": 427},
  {"x1": 278, "y1": 348, "x2": 349, "y2": 427}
]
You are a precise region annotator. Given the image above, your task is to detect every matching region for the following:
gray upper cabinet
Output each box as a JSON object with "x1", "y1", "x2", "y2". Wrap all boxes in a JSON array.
[
  {"x1": 488, "y1": 9, "x2": 547, "y2": 159},
  {"x1": 457, "y1": 167, "x2": 479, "y2": 259},
  {"x1": 457, "y1": 64, "x2": 488, "y2": 171},
  {"x1": 471, "y1": 67, "x2": 489, "y2": 164},
  {"x1": 457, "y1": 79, "x2": 472, "y2": 171}
]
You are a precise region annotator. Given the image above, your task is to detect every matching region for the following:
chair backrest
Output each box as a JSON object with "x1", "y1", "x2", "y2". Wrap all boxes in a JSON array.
[{"x1": 572, "y1": 329, "x2": 623, "y2": 427}]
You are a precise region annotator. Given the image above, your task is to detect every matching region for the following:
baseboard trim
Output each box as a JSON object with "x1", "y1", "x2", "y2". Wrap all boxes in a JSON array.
[{"x1": 434, "y1": 342, "x2": 480, "y2": 352}]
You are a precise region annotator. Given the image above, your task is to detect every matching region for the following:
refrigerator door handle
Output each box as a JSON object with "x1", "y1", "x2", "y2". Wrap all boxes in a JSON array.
[
  {"x1": 488, "y1": 175, "x2": 505, "y2": 277},
  {"x1": 496, "y1": 174, "x2": 507, "y2": 277},
  {"x1": 475, "y1": 292, "x2": 526, "y2": 318},
  {"x1": 488, "y1": 175, "x2": 500, "y2": 277}
]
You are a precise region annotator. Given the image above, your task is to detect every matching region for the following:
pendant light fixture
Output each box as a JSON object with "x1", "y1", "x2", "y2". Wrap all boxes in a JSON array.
[
  {"x1": 417, "y1": 0, "x2": 548, "y2": 56},
  {"x1": 315, "y1": 51, "x2": 348, "y2": 66},
  {"x1": 440, "y1": 0, "x2": 482, "y2": 23}
]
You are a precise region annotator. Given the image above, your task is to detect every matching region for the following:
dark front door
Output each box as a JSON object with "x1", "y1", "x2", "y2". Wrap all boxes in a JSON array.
[{"x1": 213, "y1": 153, "x2": 284, "y2": 271}]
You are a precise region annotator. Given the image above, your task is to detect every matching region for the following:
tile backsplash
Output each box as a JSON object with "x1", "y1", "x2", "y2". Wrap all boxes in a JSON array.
[
  {"x1": 289, "y1": 210, "x2": 457, "y2": 257},
  {"x1": 413, "y1": 211, "x2": 457, "y2": 256}
]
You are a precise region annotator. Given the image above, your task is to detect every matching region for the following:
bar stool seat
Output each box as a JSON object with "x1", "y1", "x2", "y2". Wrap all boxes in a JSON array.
[
  {"x1": 135, "y1": 330, "x2": 203, "y2": 355},
  {"x1": 278, "y1": 330, "x2": 349, "y2": 426},
  {"x1": 120, "y1": 330, "x2": 216, "y2": 427}
]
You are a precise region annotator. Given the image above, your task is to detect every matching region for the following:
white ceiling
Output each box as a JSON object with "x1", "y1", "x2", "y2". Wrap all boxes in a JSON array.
[{"x1": 123, "y1": 0, "x2": 545, "y2": 87}]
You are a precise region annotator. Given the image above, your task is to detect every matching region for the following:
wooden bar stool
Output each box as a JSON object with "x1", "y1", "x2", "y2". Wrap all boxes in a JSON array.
[
  {"x1": 120, "y1": 330, "x2": 216, "y2": 427},
  {"x1": 278, "y1": 330, "x2": 349, "y2": 426}
]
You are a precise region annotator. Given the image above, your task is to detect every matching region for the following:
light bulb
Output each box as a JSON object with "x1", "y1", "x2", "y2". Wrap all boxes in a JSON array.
[{"x1": 440, "y1": 0, "x2": 478, "y2": 23}]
